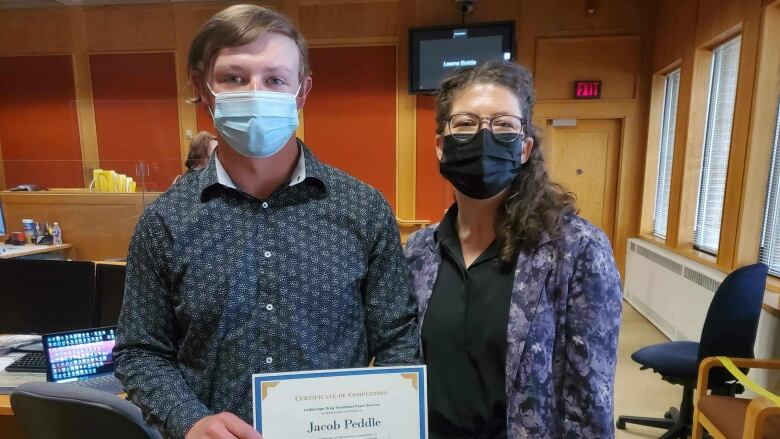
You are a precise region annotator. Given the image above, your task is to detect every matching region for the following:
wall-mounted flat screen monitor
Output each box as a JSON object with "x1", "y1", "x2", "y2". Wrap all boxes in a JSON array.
[{"x1": 409, "y1": 21, "x2": 516, "y2": 94}]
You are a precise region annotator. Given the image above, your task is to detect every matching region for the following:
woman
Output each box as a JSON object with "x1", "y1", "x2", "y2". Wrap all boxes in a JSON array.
[
  {"x1": 184, "y1": 131, "x2": 218, "y2": 174},
  {"x1": 172, "y1": 131, "x2": 217, "y2": 185},
  {"x1": 405, "y1": 61, "x2": 622, "y2": 438}
]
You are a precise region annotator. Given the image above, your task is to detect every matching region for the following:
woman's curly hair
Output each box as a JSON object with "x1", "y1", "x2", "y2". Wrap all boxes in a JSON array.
[{"x1": 435, "y1": 61, "x2": 576, "y2": 262}]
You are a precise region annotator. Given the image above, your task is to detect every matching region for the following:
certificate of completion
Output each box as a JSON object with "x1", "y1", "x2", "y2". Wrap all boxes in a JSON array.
[{"x1": 252, "y1": 365, "x2": 427, "y2": 439}]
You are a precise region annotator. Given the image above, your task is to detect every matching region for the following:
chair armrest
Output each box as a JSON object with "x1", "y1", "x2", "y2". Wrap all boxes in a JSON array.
[
  {"x1": 720, "y1": 357, "x2": 780, "y2": 370},
  {"x1": 695, "y1": 357, "x2": 780, "y2": 407},
  {"x1": 695, "y1": 357, "x2": 722, "y2": 405},
  {"x1": 744, "y1": 397, "x2": 780, "y2": 438}
]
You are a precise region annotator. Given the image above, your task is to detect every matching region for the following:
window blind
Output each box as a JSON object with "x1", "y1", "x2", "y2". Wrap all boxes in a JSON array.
[
  {"x1": 693, "y1": 36, "x2": 742, "y2": 254},
  {"x1": 652, "y1": 69, "x2": 681, "y2": 239},
  {"x1": 758, "y1": 97, "x2": 780, "y2": 276}
]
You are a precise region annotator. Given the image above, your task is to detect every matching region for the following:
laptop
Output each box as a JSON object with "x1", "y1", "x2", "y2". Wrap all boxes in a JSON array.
[{"x1": 42, "y1": 326, "x2": 124, "y2": 394}]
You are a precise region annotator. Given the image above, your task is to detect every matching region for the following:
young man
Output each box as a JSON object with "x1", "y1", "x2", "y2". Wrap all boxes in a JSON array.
[{"x1": 113, "y1": 5, "x2": 419, "y2": 439}]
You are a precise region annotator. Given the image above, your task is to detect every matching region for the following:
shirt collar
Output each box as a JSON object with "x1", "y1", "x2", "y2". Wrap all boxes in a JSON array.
[
  {"x1": 434, "y1": 203, "x2": 460, "y2": 245},
  {"x1": 213, "y1": 150, "x2": 237, "y2": 189},
  {"x1": 434, "y1": 202, "x2": 503, "y2": 267},
  {"x1": 199, "y1": 139, "x2": 327, "y2": 199},
  {"x1": 213, "y1": 146, "x2": 307, "y2": 189}
]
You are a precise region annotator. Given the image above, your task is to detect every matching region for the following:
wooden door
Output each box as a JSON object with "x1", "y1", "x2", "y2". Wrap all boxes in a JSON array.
[{"x1": 544, "y1": 119, "x2": 621, "y2": 241}]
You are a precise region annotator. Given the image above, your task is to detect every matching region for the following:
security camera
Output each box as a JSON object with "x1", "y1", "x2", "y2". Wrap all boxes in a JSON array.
[{"x1": 455, "y1": 0, "x2": 476, "y2": 15}]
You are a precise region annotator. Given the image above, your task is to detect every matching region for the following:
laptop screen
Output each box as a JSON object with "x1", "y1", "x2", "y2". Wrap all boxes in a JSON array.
[
  {"x1": 43, "y1": 326, "x2": 117, "y2": 383},
  {"x1": 0, "y1": 201, "x2": 6, "y2": 238}
]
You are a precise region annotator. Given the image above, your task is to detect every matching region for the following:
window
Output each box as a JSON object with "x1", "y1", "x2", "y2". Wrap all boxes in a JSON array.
[
  {"x1": 758, "y1": 97, "x2": 780, "y2": 276},
  {"x1": 652, "y1": 69, "x2": 681, "y2": 239},
  {"x1": 693, "y1": 36, "x2": 742, "y2": 254}
]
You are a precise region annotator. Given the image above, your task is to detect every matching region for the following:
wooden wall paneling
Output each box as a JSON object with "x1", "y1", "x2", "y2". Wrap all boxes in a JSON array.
[
  {"x1": 653, "y1": 0, "x2": 700, "y2": 250},
  {"x1": 735, "y1": 0, "x2": 780, "y2": 266},
  {"x1": 0, "y1": 8, "x2": 72, "y2": 56},
  {"x1": 84, "y1": 4, "x2": 177, "y2": 52},
  {"x1": 396, "y1": 0, "x2": 417, "y2": 222},
  {"x1": 673, "y1": 0, "x2": 764, "y2": 267},
  {"x1": 652, "y1": 0, "x2": 701, "y2": 72},
  {"x1": 518, "y1": 0, "x2": 654, "y2": 73},
  {"x1": 716, "y1": 0, "x2": 763, "y2": 268},
  {"x1": 282, "y1": 0, "x2": 300, "y2": 26},
  {"x1": 675, "y1": 46, "x2": 714, "y2": 253},
  {"x1": 0, "y1": 191, "x2": 159, "y2": 261},
  {"x1": 299, "y1": 1, "x2": 398, "y2": 41},
  {"x1": 69, "y1": 7, "x2": 100, "y2": 186},
  {"x1": 414, "y1": 95, "x2": 451, "y2": 223},
  {"x1": 696, "y1": 0, "x2": 757, "y2": 47},
  {"x1": 534, "y1": 35, "x2": 641, "y2": 100},
  {"x1": 413, "y1": 0, "x2": 462, "y2": 27},
  {"x1": 0, "y1": 140, "x2": 5, "y2": 190}
]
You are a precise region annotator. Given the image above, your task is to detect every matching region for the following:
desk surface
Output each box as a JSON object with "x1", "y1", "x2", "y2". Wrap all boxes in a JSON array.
[
  {"x1": 0, "y1": 353, "x2": 45, "y2": 416},
  {"x1": 0, "y1": 396, "x2": 11, "y2": 415},
  {"x1": 0, "y1": 244, "x2": 72, "y2": 259}
]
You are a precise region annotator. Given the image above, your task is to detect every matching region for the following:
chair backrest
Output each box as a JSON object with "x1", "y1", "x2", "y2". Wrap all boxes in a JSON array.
[
  {"x1": 698, "y1": 263, "x2": 768, "y2": 364},
  {"x1": 11, "y1": 381, "x2": 161, "y2": 439}
]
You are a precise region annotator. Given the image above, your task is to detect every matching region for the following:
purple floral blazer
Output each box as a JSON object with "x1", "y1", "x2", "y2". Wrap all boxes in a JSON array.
[{"x1": 404, "y1": 214, "x2": 622, "y2": 438}]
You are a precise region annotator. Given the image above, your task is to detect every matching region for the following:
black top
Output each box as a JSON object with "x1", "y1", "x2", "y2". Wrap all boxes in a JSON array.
[
  {"x1": 422, "y1": 204, "x2": 514, "y2": 439},
  {"x1": 113, "y1": 142, "x2": 419, "y2": 439}
]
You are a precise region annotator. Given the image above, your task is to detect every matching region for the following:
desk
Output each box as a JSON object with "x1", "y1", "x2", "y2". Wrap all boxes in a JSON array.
[
  {"x1": 0, "y1": 397, "x2": 23, "y2": 439},
  {"x1": 0, "y1": 353, "x2": 45, "y2": 438},
  {"x1": 0, "y1": 244, "x2": 73, "y2": 260},
  {"x1": 1, "y1": 190, "x2": 161, "y2": 261}
]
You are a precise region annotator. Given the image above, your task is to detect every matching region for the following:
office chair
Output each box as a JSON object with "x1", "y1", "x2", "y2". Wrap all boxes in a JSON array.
[
  {"x1": 11, "y1": 381, "x2": 161, "y2": 439},
  {"x1": 617, "y1": 263, "x2": 768, "y2": 439}
]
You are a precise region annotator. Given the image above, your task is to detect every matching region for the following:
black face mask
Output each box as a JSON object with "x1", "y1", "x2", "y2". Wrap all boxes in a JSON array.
[{"x1": 439, "y1": 128, "x2": 523, "y2": 199}]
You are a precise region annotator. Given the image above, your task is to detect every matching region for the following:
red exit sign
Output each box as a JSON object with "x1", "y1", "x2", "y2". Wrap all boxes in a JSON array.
[{"x1": 574, "y1": 80, "x2": 602, "y2": 99}]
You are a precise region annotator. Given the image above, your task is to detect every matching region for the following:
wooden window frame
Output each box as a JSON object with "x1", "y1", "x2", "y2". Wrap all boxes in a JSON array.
[
  {"x1": 640, "y1": 62, "x2": 683, "y2": 241},
  {"x1": 735, "y1": 1, "x2": 780, "y2": 286}
]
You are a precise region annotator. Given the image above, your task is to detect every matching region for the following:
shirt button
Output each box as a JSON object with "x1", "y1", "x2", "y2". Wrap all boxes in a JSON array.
[
  {"x1": 264, "y1": 251, "x2": 272, "y2": 258},
  {"x1": 266, "y1": 304, "x2": 274, "y2": 311},
  {"x1": 262, "y1": 202, "x2": 269, "y2": 209},
  {"x1": 266, "y1": 357, "x2": 273, "y2": 364}
]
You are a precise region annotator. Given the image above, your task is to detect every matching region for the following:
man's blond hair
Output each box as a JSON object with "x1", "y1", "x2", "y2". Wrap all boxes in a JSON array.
[{"x1": 188, "y1": 4, "x2": 310, "y2": 102}]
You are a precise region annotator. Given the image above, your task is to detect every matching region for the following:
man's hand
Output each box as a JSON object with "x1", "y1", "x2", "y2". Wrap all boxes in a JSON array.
[{"x1": 185, "y1": 412, "x2": 263, "y2": 439}]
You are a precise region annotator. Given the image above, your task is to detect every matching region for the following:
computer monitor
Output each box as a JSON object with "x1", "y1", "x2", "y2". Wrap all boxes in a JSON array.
[
  {"x1": 96, "y1": 263, "x2": 126, "y2": 326},
  {"x1": 0, "y1": 259, "x2": 96, "y2": 334},
  {"x1": 409, "y1": 21, "x2": 516, "y2": 94}
]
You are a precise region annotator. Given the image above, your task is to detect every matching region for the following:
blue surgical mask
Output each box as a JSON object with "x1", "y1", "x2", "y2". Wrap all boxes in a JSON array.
[{"x1": 208, "y1": 85, "x2": 300, "y2": 158}]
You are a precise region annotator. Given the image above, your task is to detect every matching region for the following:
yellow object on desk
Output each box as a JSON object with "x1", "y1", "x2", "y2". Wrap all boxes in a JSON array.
[{"x1": 91, "y1": 169, "x2": 136, "y2": 193}]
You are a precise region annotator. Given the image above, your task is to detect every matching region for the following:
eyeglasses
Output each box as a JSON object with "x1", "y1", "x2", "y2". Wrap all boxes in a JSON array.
[{"x1": 445, "y1": 113, "x2": 527, "y2": 143}]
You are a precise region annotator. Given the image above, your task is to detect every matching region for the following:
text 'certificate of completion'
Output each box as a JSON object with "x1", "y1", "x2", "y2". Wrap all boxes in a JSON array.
[{"x1": 252, "y1": 365, "x2": 427, "y2": 439}]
